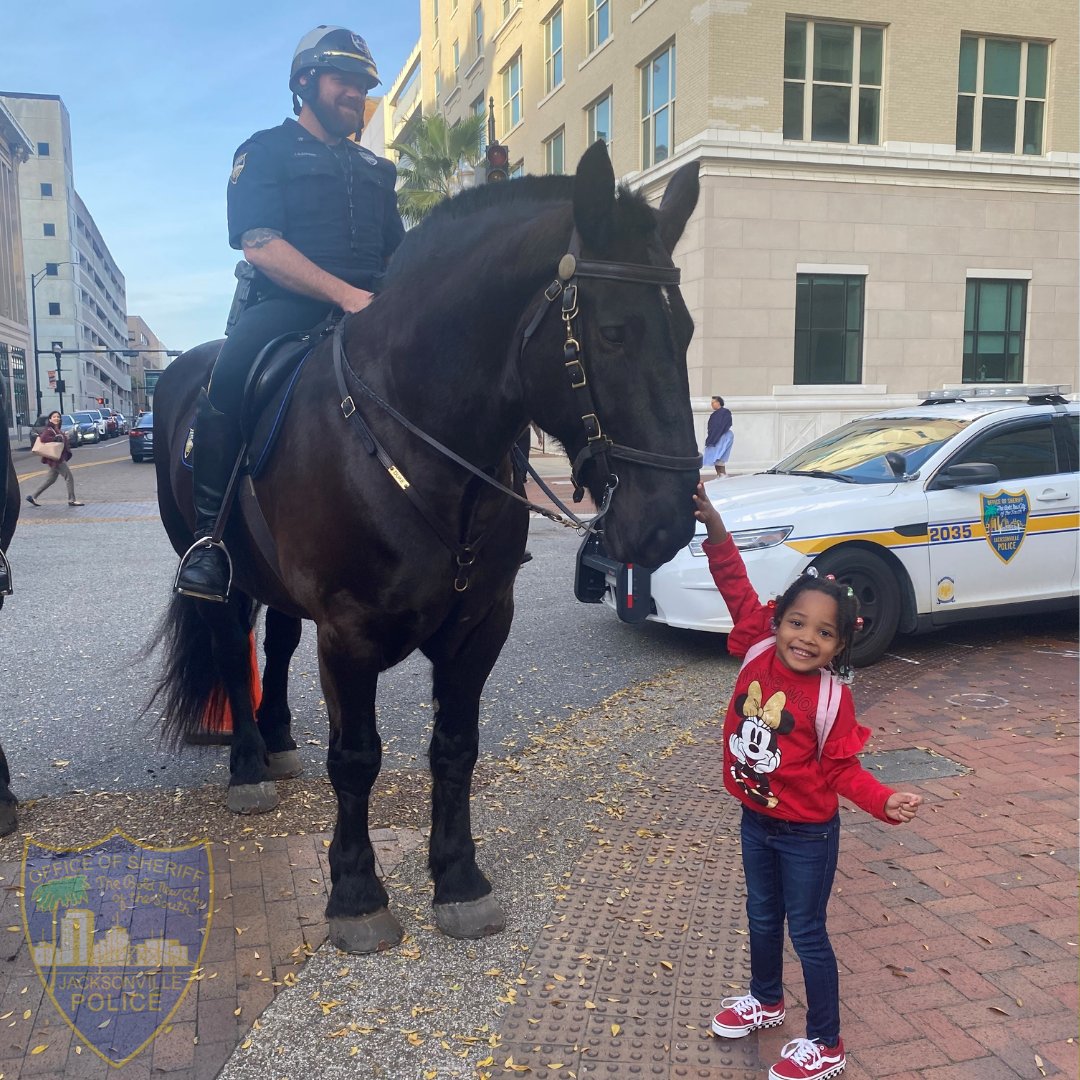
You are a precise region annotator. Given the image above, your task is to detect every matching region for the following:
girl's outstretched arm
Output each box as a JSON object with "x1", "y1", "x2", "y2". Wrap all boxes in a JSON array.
[
  {"x1": 885, "y1": 792, "x2": 923, "y2": 823},
  {"x1": 693, "y1": 482, "x2": 728, "y2": 543}
]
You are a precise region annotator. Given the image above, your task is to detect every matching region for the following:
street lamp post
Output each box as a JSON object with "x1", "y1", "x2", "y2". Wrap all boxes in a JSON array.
[{"x1": 29, "y1": 261, "x2": 74, "y2": 418}]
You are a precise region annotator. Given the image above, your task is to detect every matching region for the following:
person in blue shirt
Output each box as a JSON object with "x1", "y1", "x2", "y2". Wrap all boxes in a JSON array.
[
  {"x1": 176, "y1": 26, "x2": 406, "y2": 602},
  {"x1": 703, "y1": 395, "x2": 734, "y2": 477}
]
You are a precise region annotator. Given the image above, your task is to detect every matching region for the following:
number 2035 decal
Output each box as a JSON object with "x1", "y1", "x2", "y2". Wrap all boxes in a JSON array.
[{"x1": 929, "y1": 523, "x2": 974, "y2": 542}]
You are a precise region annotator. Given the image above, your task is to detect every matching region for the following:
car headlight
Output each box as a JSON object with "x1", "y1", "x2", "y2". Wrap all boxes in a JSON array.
[{"x1": 688, "y1": 525, "x2": 793, "y2": 555}]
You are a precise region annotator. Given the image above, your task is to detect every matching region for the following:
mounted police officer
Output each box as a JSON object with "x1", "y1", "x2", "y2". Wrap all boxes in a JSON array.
[{"x1": 175, "y1": 25, "x2": 406, "y2": 602}]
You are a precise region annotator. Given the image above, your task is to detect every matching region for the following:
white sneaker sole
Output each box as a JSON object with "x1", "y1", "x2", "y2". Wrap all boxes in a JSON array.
[{"x1": 711, "y1": 1013, "x2": 785, "y2": 1038}]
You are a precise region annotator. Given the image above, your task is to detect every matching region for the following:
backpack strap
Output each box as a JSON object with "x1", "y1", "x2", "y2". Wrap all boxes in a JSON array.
[
  {"x1": 815, "y1": 670, "x2": 843, "y2": 760},
  {"x1": 738, "y1": 637, "x2": 774, "y2": 673}
]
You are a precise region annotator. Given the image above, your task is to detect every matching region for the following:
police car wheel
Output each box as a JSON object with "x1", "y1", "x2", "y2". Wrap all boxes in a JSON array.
[{"x1": 812, "y1": 548, "x2": 901, "y2": 668}]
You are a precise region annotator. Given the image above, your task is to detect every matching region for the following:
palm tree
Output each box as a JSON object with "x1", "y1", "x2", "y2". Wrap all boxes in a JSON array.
[
  {"x1": 390, "y1": 112, "x2": 487, "y2": 226},
  {"x1": 32, "y1": 874, "x2": 90, "y2": 990}
]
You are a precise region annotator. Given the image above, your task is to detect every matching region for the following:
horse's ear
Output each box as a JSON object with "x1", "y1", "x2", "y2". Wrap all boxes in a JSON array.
[
  {"x1": 573, "y1": 141, "x2": 616, "y2": 250},
  {"x1": 657, "y1": 161, "x2": 700, "y2": 254}
]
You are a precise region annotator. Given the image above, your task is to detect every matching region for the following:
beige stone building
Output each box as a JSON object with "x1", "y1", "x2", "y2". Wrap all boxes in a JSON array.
[{"x1": 396, "y1": 0, "x2": 1078, "y2": 469}]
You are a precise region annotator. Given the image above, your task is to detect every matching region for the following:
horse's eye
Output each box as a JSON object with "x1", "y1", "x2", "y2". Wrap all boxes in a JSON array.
[{"x1": 600, "y1": 325, "x2": 625, "y2": 345}]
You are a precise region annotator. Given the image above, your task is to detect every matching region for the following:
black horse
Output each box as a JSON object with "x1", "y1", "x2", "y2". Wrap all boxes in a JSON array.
[
  {"x1": 149, "y1": 143, "x2": 700, "y2": 952},
  {"x1": 0, "y1": 390, "x2": 20, "y2": 835}
]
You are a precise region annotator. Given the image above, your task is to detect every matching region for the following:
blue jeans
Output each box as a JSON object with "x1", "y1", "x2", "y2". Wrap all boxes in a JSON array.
[{"x1": 741, "y1": 805, "x2": 841, "y2": 1046}]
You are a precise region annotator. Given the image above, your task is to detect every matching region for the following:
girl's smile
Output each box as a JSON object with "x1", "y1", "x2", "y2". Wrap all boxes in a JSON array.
[{"x1": 775, "y1": 590, "x2": 842, "y2": 673}]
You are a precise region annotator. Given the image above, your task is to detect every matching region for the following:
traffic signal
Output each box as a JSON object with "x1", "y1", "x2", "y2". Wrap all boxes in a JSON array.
[
  {"x1": 96, "y1": 397, "x2": 105, "y2": 405},
  {"x1": 486, "y1": 141, "x2": 509, "y2": 183}
]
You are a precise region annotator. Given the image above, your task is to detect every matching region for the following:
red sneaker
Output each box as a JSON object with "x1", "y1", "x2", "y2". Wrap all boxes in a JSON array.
[
  {"x1": 769, "y1": 1038, "x2": 846, "y2": 1080},
  {"x1": 710, "y1": 993, "x2": 785, "y2": 1038}
]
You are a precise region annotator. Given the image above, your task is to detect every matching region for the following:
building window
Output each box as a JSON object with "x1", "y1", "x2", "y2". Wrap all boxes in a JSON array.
[
  {"x1": 587, "y1": 0, "x2": 611, "y2": 54},
  {"x1": 784, "y1": 19, "x2": 883, "y2": 145},
  {"x1": 37, "y1": 142, "x2": 49, "y2": 156},
  {"x1": 963, "y1": 279, "x2": 1027, "y2": 383},
  {"x1": 45, "y1": 263, "x2": 58, "y2": 276},
  {"x1": 641, "y1": 42, "x2": 676, "y2": 168},
  {"x1": 502, "y1": 0, "x2": 511, "y2": 19},
  {"x1": 40, "y1": 182, "x2": 52, "y2": 196},
  {"x1": 957, "y1": 36, "x2": 1048, "y2": 155},
  {"x1": 544, "y1": 7, "x2": 564, "y2": 94},
  {"x1": 451, "y1": 0, "x2": 458, "y2": 11},
  {"x1": 452, "y1": 39, "x2": 460, "y2": 81},
  {"x1": 434, "y1": 67, "x2": 442, "y2": 100},
  {"x1": 794, "y1": 274, "x2": 865, "y2": 385},
  {"x1": 48, "y1": 302, "x2": 61, "y2": 316},
  {"x1": 587, "y1": 92, "x2": 612, "y2": 150},
  {"x1": 502, "y1": 53, "x2": 523, "y2": 132},
  {"x1": 433, "y1": 0, "x2": 439, "y2": 40},
  {"x1": 473, "y1": 95, "x2": 488, "y2": 153},
  {"x1": 474, "y1": 4, "x2": 484, "y2": 58},
  {"x1": 43, "y1": 223, "x2": 56, "y2": 237},
  {"x1": 509, "y1": 159, "x2": 524, "y2": 179},
  {"x1": 544, "y1": 128, "x2": 565, "y2": 174}
]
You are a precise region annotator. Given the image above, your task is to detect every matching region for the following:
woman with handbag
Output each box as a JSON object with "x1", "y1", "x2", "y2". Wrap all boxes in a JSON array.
[{"x1": 26, "y1": 411, "x2": 83, "y2": 507}]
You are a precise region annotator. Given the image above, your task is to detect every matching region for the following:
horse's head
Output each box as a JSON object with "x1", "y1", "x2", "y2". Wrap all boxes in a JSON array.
[{"x1": 521, "y1": 142, "x2": 700, "y2": 568}]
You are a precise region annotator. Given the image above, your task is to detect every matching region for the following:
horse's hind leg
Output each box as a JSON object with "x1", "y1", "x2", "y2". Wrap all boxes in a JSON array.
[
  {"x1": 425, "y1": 608, "x2": 512, "y2": 940},
  {"x1": 0, "y1": 743, "x2": 17, "y2": 837},
  {"x1": 204, "y1": 597, "x2": 278, "y2": 814},
  {"x1": 257, "y1": 608, "x2": 303, "y2": 781},
  {"x1": 318, "y1": 629, "x2": 402, "y2": 954}
]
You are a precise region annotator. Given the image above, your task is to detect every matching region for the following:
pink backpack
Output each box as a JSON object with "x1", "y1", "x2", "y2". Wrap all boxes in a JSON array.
[{"x1": 738, "y1": 639, "x2": 842, "y2": 760}]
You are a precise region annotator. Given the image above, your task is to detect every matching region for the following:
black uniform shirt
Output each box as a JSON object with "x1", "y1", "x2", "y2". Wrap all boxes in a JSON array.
[{"x1": 227, "y1": 118, "x2": 406, "y2": 294}]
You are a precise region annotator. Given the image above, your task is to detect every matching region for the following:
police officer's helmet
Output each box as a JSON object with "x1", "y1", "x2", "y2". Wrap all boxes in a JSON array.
[{"x1": 289, "y1": 25, "x2": 381, "y2": 102}]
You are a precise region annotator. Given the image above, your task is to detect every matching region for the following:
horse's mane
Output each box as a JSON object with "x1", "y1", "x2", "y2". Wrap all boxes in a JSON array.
[{"x1": 385, "y1": 174, "x2": 656, "y2": 284}]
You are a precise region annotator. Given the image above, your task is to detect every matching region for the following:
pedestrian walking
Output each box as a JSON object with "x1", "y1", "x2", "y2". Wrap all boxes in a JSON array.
[
  {"x1": 692, "y1": 482, "x2": 921, "y2": 1080},
  {"x1": 703, "y1": 395, "x2": 733, "y2": 477},
  {"x1": 25, "y1": 411, "x2": 84, "y2": 507}
]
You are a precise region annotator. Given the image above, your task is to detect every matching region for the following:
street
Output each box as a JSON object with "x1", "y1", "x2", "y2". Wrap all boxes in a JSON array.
[{"x1": 3, "y1": 439, "x2": 723, "y2": 802}]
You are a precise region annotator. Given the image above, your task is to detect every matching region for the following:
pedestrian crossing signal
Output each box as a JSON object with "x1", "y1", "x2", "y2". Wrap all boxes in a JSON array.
[{"x1": 486, "y1": 142, "x2": 509, "y2": 183}]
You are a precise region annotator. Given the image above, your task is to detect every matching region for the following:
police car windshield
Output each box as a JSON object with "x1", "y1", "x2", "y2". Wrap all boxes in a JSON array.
[{"x1": 769, "y1": 416, "x2": 971, "y2": 484}]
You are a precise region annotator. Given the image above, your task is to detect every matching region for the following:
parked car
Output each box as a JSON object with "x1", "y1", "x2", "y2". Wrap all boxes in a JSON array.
[
  {"x1": 60, "y1": 414, "x2": 82, "y2": 447},
  {"x1": 129, "y1": 411, "x2": 154, "y2": 462},
  {"x1": 579, "y1": 385, "x2": 1079, "y2": 666},
  {"x1": 84, "y1": 409, "x2": 109, "y2": 439},
  {"x1": 110, "y1": 410, "x2": 129, "y2": 435},
  {"x1": 27, "y1": 415, "x2": 48, "y2": 448},
  {"x1": 71, "y1": 411, "x2": 102, "y2": 443}
]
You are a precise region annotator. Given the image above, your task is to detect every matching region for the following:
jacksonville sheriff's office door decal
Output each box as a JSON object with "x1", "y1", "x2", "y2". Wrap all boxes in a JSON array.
[
  {"x1": 21, "y1": 831, "x2": 213, "y2": 1066},
  {"x1": 981, "y1": 490, "x2": 1029, "y2": 563}
]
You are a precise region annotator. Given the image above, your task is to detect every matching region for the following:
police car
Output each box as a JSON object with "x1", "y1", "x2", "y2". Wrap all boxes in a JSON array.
[{"x1": 578, "y1": 385, "x2": 1079, "y2": 666}]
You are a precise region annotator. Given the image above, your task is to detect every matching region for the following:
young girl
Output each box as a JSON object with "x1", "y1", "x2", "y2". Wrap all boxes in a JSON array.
[{"x1": 694, "y1": 483, "x2": 921, "y2": 1080}]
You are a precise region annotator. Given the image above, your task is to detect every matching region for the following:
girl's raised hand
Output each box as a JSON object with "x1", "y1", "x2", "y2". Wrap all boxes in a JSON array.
[
  {"x1": 692, "y1": 482, "x2": 728, "y2": 544},
  {"x1": 885, "y1": 792, "x2": 923, "y2": 823}
]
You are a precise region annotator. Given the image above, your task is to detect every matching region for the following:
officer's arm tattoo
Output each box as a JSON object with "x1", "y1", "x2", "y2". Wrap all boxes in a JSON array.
[{"x1": 241, "y1": 228, "x2": 283, "y2": 250}]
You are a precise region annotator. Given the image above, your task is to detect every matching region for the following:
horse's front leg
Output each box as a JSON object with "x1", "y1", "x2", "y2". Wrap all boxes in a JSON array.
[
  {"x1": 205, "y1": 598, "x2": 278, "y2": 814},
  {"x1": 256, "y1": 607, "x2": 303, "y2": 781},
  {"x1": 0, "y1": 743, "x2": 17, "y2": 837},
  {"x1": 318, "y1": 627, "x2": 402, "y2": 954},
  {"x1": 425, "y1": 603, "x2": 512, "y2": 940}
]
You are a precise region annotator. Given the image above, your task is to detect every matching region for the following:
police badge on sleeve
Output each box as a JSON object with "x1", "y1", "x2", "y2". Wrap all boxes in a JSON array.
[{"x1": 21, "y1": 831, "x2": 213, "y2": 1066}]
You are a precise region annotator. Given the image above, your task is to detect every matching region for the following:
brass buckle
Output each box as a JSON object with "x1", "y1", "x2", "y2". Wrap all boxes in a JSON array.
[
  {"x1": 565, "y1": 358, "x2": 586, "y2": 388},
  {"x1": 583, "y1": 413, "x2": 602, "y2": 441}
]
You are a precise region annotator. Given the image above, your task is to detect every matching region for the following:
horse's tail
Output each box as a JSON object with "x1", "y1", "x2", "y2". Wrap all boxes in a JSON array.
[{"x1": 141, "y1": 592, "x2": 260, "y2": 747}]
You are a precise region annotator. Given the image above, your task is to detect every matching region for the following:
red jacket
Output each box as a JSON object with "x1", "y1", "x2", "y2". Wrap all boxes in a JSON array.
[
  {"x1": 706, "y1": 536, "x2": 896, "y2": 825},
  {"x1": 39, "y1": 424, "x2": 72, "y2": 467}
]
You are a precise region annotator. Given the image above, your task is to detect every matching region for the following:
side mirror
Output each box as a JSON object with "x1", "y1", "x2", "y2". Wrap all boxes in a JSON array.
[{"x1": 933, "y1": 462, "x2": 1000, "y2": 489}]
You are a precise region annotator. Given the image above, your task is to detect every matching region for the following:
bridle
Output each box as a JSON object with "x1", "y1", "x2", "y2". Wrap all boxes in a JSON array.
[
  {"x1": 332, "y1": 226, "x2": 701, "y2": 589},
  {"x1": 518, "y1": 226, "x2": 703, "y2": 505}
]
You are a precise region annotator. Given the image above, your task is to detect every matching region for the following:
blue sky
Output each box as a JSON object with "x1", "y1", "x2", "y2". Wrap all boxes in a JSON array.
[{"x1": 5, "y1": 3, "x2": 420, "y2": 350}]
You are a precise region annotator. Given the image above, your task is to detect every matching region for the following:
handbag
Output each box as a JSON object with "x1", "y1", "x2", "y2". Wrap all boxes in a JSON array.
[{"x1": 32, "y1": 437, "x2": 63, "y2": 462}]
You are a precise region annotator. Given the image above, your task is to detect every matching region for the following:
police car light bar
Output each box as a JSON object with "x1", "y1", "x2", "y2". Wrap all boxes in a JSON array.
[{"x1": 919, "y1": 384, "x2": 1071, "y2": 404}]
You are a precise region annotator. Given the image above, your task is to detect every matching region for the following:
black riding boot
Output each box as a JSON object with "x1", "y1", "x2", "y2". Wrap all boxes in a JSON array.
[{"x1": 174, "y1": 393, "x2": 239, "y2": 602}]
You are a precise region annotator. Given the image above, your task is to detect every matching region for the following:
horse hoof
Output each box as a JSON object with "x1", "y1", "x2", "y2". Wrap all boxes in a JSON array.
[
  {"x1": 267, "y1": 750, "x2": 303, "y2": 780},
  {"x1": 329, "y1": 909, "x2": 404, "y2": 954},
  {"x1": 0, "y1": 803, "x2": 17, "y2": 838},
  {"x1": 434, "y1": 895, "x2": 506, "y2": 940},
  {"x1": 226, "y1": 782, "x2": 279, "y2": 814}
]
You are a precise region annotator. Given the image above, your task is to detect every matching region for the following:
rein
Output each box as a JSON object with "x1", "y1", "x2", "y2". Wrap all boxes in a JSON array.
[{"x1": 332, "y1": 227, "x2": 701, "y2": 589}]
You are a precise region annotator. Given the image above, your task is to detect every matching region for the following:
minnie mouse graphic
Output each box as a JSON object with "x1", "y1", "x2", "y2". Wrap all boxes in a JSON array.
[{"x1": 729, "y1": 680, "x2": 795, "y2": 810}]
